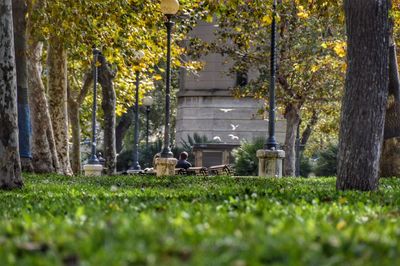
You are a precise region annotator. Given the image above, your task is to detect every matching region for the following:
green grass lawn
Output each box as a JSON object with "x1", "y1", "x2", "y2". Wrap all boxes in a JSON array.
[{"x1": 0, "y1": 174, "x2": 400, "y2": 265}]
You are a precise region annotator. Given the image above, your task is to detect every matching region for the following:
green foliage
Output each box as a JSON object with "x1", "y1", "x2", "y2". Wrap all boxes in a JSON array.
[
  {"x1": 117, "y1": 140, "x2": 162, "y2": 171},
  {"x1": 314, "y1": 143, "x2": 338, "y2": 177},
  {"x1": 2, "y1": 174, "x2": 400, "y2": 265},
  {"x1": 300, "y1": 154, "x2": 313, "y2": 177},
  {"x1": 180, "y1": 133, "x2": 211, "y2": 152},
  {"x1": 232, "y1": 137, "x2": 265, "y2": 176}
]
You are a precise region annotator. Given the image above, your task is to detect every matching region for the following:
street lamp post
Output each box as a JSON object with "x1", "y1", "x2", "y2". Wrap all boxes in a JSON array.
[
  {"x1": 83, "y1": 48, "x2": 104, "y2": 176},
  {"x1": 160, "y1": 0, "x2": 179, "y2": 158},
  {"x1": 265, "y1": 0, "x2": 279, "y2": 150},
  {"x1": 130, "y1": 70, "x2": 141, "y2": 171},
  {"x1": 256, "y1": 0, "x2": 285, "y2": 177},
  {"x1": 89, "y1": 48, "x2": 100, "y2": 164},
  {"x1": 143, "y1": 96, "x2": 154, "y2": 151}
]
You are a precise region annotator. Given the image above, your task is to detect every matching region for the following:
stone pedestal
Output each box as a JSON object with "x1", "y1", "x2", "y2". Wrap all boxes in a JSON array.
[
  {"x1": 83, "y1": 164, "x2": 103, "y2": 177},
  {"x1": 257, "y1": 149, "x2": 285, "y2": 177},
  {"x1": 155, "y1": 158, "x2": 177, "y2": 177}
]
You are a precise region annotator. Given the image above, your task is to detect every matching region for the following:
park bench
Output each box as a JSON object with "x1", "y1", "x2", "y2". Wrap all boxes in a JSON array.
[
  {"x1": 208, "y1": 164, "x2": 233, "y2": 176},
  {"x1": 175, "y1": 167, "x2": 208, "y2": 176}
]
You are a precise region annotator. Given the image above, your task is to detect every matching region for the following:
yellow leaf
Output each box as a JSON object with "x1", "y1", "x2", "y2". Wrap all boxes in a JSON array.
[
  {"x1": 338, "y1": 197, "x2": 347, "y2": 204},
  {"x1": 336, "y1": 220, "x2": 347, "y2": 230},
  {"x1": 154, "y1": 74, "x2": 163, "y2": 81},
  {"x1": 334, "y1": 42, "x2": 346, "y2": 58},
  {"x1": 311, "y1": 65, "x2": 319, "y2": 73},
  {"x1": 297, "y1": 11, "x2": 309, "y2": 19},
  {"x1": 262, "y1": 15, "x2": 272, "y2": 25}
]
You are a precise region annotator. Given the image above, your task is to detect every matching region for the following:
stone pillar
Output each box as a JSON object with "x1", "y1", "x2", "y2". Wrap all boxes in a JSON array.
[
  {"x1": 83, "y1": 164, "x2": 103, "y2": 177},
  {"x1": 155, "y1": 158, "x2": 177, "y2": 177},
  {"x1": 257, "y1": 149, "x2": 285, "y2": 177}
]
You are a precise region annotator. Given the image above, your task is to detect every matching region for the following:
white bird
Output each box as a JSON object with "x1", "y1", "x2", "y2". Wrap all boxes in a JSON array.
[
  {"x1": 213, "y1": 136, "x2": 222, "y2": 142},
  {"x1": 230, "y1": 124, "x2": 239, "y2": 131},
  {"x1": 219, "y1": 108, "x2": 234, "y2": 113},
  {"x1": 228, "y1": 134, "x2": 239, "y2": 140}
]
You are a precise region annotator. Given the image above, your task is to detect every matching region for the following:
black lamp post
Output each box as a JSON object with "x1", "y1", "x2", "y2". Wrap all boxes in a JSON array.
[
  {"x1": 265, "y1": 0, "x2": 279, "y2": 150},
  {"x1": 143, "y1": 95, "x2": 154, "y2": 151},
  {"x1": 160, "y1": 0, "x2": 179, "y2": 158},
  {"x1": 130, "y1": 70, "x2": 141, "y2": 171},
  {"x1": 89, "y1": 48, "x2": 100, "y2": 164}
]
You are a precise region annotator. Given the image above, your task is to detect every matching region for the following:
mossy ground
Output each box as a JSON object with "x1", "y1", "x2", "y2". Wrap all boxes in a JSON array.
[{"x1": 0, "y1": 174, "x2": 399, "y2": 265}]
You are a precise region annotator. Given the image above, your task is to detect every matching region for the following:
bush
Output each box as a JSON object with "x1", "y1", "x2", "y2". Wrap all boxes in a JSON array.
[
  {"x1": 4, "y1": 174, "x2": 400, "y2": 265},
  {"x1": 314, "y1": 143, "x2": 338, "y2": 176},
  {"x1": 300, "y1": 155, "x2": 313, "y2": 177},
  {"x1": 232, "y1": 137, "x2": 265, "y2": 176},
  {"x1": 117, "y1": 140, "x2": 162, "y2": 171}
]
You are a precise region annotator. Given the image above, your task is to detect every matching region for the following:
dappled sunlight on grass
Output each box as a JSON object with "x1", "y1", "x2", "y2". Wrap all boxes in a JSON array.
[{"x1": 0, "y1": 174, "x2": 399, "y2": 265}]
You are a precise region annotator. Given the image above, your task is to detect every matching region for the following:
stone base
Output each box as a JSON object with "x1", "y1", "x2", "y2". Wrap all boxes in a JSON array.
[
  {"x1": 257, "y1": 149, "x2": 285, "y2": 177},
  {"x1": 83, "y1": 164, "x2": 103, "y2": 177},
  {"x1": 155, "y1": 158, "x2": 177, "y2": 177}
]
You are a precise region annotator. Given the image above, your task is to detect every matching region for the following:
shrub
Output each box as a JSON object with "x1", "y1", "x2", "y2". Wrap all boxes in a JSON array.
[
  {"x1": 300, "y1": 155, "x2": 313, "y2": 177},
  {"x1": 314, "y1": 143, "x2": 338, "y2": 176},
  {"x1": 232, "y1": 137, "x2": 265, "y2": 176}
]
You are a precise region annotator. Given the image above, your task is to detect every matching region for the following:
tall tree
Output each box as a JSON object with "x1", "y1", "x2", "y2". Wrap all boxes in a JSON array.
[
  {"x1": 67, "y1": 71, "x2": 92, "y2": 175},
  {"x1": 337, "y1": 0, "x2": 390, "y2": 191},
  {"x1": 26, "y1": 0, "x2": 60, "y2": 173},
  {"x1": 12, "y1": 0, "x2": 33, "y2": 172},
  {"x1": 0, "y1": 0, "x2": 24, "y2": 189},
  {"x1": 98, "y1": 54, "x2": 117, "y2": 175},
  {"x1": 47, "y1": 36, "x2": 73, "y2": 176}
]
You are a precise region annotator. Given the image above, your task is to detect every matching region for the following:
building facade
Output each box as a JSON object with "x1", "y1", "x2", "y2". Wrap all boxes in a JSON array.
[{"x1": 175, "y1": 21, "x2": 286, "y2": 153}]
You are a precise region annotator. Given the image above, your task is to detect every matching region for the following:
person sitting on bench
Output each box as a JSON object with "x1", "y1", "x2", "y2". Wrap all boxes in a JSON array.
[{"x1": 176, "y1": 151, "x2": 192, "y2": 170}]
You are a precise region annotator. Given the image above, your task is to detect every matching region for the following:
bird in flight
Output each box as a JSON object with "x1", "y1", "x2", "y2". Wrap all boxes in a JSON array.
[
  {"x1": 219, "y1": 108, "x2": 234, "y2": 113},
  {"x1": 213, "y1": 136, "x2": 222, "y2": 142},
  {"x1": 228, "y1": 134, "x2": 239, "y2": 140},
  {"x1": 230, "y1": 124, "x2": 239, "y2": 131}
]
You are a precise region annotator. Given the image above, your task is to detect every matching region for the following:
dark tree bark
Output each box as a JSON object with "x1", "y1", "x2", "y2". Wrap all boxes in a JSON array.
[
  {"x1": 283, "y1": 103, "x2": 300, "y2": 176},
  {"x1": 67, "y1": 72, "x2": 92, "y2": 175},
  {"x1": 47, "y1": 37, "x2": 72, "y2": 176},
  {"x1": 98, "y1": 54, "x2": 116, "y2": 175},
  {"x1": 0, "y1": 0, "x2": 24, "y2": 189},
  {"x1": 337, "y1": 0, "x2": 390, "y2": 191},
  {"x1": 116, "y1": 107, "x2": 135, "y2": 154},
  {"x1": 12, "y1": 0, "x2": 33, "y2": 172}
]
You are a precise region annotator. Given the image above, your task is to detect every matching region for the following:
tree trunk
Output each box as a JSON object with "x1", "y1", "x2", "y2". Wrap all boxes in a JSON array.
[
  {"x1": 0, "y1": 0, "x2": 24, "y2": 189},
  {"x1": 12, "y1": 0, "x2": 33, "y2": 172},
  {"x1": 301, "y1": 111, "x2": 318, "y2": 147},
  {"x1": 380, "y1": 43, "x2": 400, "y2": 177},
  {"x1": 67, "y1": 72, "x2": 93, "y2": 175},
  {"x1": 337, "y1": 0, "x2": 390, "y2": 191},
  {"x1": 116, "y1": 107, "x2": 134, "y2": 154},
  {"x1": 380, "y1": 138, "x2": 400, "y2": 177},
  {"x1": 68, "y1": 98, "x2": 81, "y2": 174},
  {"x1": 47, "y1": 37, "x2": 72, "y2": 176},
  {"x1": 283, "y1": 103, "x2": 300, "y2": 177},
  {"x1": 98, "y1": 54, "x2": 116, "y2": 175},
  {"x1": 27, "y1": 41, "x2": 60, "y2": 173}
]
